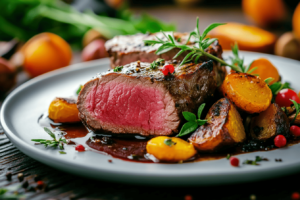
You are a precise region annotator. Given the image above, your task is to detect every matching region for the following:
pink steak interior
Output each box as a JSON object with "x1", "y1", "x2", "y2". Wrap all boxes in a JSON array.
[{"x1": 85, "y1": 81, "x2": 168, "y2": 132}]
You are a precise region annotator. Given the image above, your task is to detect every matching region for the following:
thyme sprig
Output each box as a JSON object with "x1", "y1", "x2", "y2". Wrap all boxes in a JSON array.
[
  {"x1": 144, "y1": 18, "x2": 241, "y2": 71},
  {"x1": 32, "y1": 127, "x2": 67, "y2": 150},
  {"x1": 243, "y1": 156, "x2": 268, "y2": 166}
]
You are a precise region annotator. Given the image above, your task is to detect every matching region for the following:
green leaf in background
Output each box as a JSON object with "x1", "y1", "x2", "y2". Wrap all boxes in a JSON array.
[
  {"x1": 0, "y1": 0, "x2": 176, "y2": 48},
  {"x1": 133, "y1": 13, "x2": 176, "y2": 34}
]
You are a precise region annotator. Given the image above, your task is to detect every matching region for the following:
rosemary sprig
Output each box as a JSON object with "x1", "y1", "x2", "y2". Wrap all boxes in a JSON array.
[
  {"x1": 177, "y1": 103, "x2": 207, "y2": 137},
  {"x1": 32, "y1": 127, "x2": 67, "y2": 150},
  {"x1": 144, "y1": 17, "x2": 241, "y2": 71},
  {"x1": 230, "y1": 43, "x2": 257, "y2": 73}
]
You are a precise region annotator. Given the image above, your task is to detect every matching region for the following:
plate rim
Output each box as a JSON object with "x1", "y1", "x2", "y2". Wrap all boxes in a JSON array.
[{"x1": 2, "y1": 52, "x2": 300, "y2": 185}]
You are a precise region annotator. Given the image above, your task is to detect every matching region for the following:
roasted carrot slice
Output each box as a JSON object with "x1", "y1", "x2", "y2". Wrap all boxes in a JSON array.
[
  {"x1": 207, "y1": 23, "x2": 276, "y2": 53},
  {"x1": 248, "y1": 58, "x2": 280, "y2": 85}
]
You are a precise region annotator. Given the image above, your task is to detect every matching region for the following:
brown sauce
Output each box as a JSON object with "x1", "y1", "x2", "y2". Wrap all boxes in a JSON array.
[{"x1": 38, "y1": 114, "x2": 300, "y2": 163}]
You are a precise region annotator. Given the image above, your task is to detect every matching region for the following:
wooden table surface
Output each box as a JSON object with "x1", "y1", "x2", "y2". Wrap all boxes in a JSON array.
[{"x1": 1, "y1": 6, "x2": 299, "y2": 200}]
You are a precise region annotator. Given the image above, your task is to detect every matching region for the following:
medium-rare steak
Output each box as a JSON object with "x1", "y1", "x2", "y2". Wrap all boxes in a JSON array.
[
  {"x1": 77, "y1": 59, "x2": 219, "y2": 136},
  {"x1": 105, "y1": 32, "x2": 223, "y2": 69}
]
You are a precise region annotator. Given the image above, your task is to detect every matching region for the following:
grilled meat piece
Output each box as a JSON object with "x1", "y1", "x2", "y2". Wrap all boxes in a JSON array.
[{"x1": 77, "y1": 60, "x2": 219, "y2": 136}]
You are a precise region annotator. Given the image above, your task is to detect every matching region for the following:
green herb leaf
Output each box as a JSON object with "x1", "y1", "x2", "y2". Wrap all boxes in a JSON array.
[
  {"x1": 197, "y1": 103, "x2": 205, "y2": 119},
  {"x1": 156, "y1": 46, "x2": 175, "y2": 55},
  {"x1": 246, "y1": 67, "x2": 257, "y2": 74},
  {"x1": 290, "y1": 99, "x2": 300, "y2": 124},
  {"x1": 59, "y1": 151, "x2": 66, "y2": 154},
  {"x1": 177, "y1": 103, "x2": 207, "y2": 137},
  {"x1": 201, "y1": 23, "x2": 225, "y2": 40},
  {"x1": 255, "y1": 156, "x2": 264, "y2": 162},
  {"x1": 264, "y1": 77, "x2": 274, "y2": 85},
  {"x1": 31, "y1": 139, "x2": 46, "y2": 142},
  {"x1": 243, "y1": 160, "x2": 259, "y2": 165},
  {"x1": 182, "y1": 112, "x2": 196, "y2": 122},
  {"x1": 164, "y1": 138, "x2": 177, "y2": 147},
  {"x1": 32, "y1": 128, "x2": 68, "y2": 151},
  {"x1": 113, "y1": 66, "x2": 123, "y2": 72},
  {"x1": 143, "y1": 18, "x2": 243, "y2": 72},
  {"x1": 226, "y1": 154, "x2": 231, "y2": 160},
  {"x1": 268, "y1": 81, "x2": 293, "y2": 101},
  {"x1": 177, "y1": 121, "x2": 199, "y2": 137},
  {"x1": 44, "y1": 127, "x2": 56, "y2": 140},
  {"x1": 76, "y1": 85, "x2": 83, "y2": 95},
  {"x1": 196, "y1": 119, "x2": 207, "y2": 126}
]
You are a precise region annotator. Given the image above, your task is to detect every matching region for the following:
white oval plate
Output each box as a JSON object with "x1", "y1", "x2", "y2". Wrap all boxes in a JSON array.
[{"x1": 2, "y1": 51, "x2": 300, "y2": 186}]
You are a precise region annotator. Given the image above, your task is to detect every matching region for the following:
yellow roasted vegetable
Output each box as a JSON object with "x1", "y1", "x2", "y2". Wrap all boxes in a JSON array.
[
  {"x1": 221, "y1": 72, "x2": 272, "y2": 114},
  {"x1": 48, "y1": 97, "x2": 80, "y2": 123},
  {"x1": 146, "y1": 136, "x2": 196, "y2": 162}
]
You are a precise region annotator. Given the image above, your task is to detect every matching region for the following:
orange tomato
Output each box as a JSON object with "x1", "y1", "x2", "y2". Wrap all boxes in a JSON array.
[{"x1": 22, "y1": 33, "x2": 72, "y2": 77}]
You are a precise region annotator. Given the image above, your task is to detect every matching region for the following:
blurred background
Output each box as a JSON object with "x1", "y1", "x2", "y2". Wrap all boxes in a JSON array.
[{"x1": 1, "y1": 0, "x2": 300, "y2": 100}]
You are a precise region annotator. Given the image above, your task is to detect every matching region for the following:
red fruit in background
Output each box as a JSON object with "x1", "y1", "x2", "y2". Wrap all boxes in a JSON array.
[
  {"x1": 82, "y1": 39, "x2": 108, "y2": 62},
  {"x1": 275, "y1": 89, "x2": 300, "y2": 107},
  {"x1": 274, "y1": 135, "x2": 287, "y2": 148},
  {"x1": 292, "y1": 192, "x2": 300, "y2": 200},
  {"x1": 0, "y1": 57, "x2": 16, "y2": 93},
  {"x1": 290, "y1": 125, "x2": 300, "y2": 137},
  {"x1": 229, "y1": 157, "x2": 239, "y2": 167}
]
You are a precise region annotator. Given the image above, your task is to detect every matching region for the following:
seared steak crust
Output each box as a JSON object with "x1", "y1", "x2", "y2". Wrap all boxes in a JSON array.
[
  {"x1": 105, "y1": 32, "x2": 223, "y2": 69},
  {"x1": 77, "y1": 60, "x2": 219, "y2": 136}
]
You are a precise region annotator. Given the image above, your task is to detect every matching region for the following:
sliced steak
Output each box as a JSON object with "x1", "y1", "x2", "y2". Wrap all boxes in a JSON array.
[
  {"x1": 77, "y1": 60, "x2": 219, "y2": 136},
  {"x1": 105, "y1": 32, "x2": 223, "y2": 69}
]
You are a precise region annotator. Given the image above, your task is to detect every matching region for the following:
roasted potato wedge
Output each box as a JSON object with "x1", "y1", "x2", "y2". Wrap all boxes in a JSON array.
[
  {"x1": 250, "y1": 103, "x2": 290, "y2": 141},
  {"x1": 188, "y1": 98, "x2": 246, "y2": 152},
  {"x1": 221, "y1": 72, "x2": 272, "y2": 114}
]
